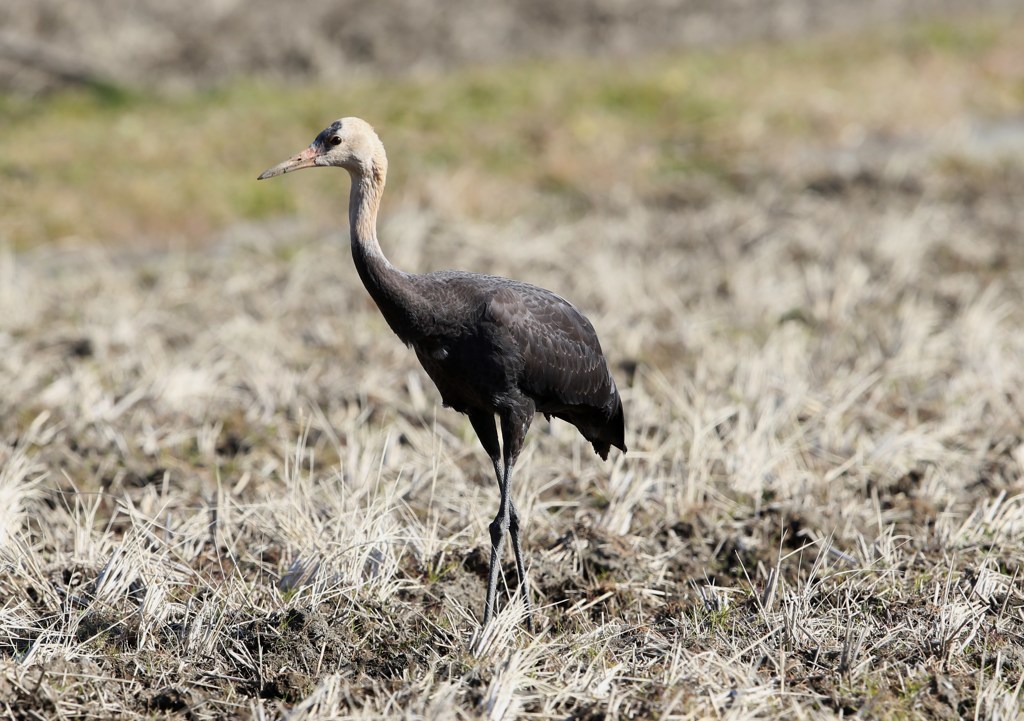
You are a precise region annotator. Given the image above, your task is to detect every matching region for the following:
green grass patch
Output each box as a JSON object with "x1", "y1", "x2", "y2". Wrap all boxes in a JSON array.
[{"x1": 1, "y1": 14, "x2": 1021, "y2": 248}]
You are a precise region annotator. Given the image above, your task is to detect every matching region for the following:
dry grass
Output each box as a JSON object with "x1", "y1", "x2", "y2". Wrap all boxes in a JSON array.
[
  {"x1": 3, "y1": 153, "x2": 1024, "y2": 718},
  {"x1": 3, "y1": 15, "x2": 1024, "y2": 721}
]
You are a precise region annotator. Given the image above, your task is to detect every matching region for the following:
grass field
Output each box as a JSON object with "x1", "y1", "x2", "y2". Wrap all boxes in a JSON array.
[{"x1": 2, "y1": 15, "x2": 1024, "y2": 720}]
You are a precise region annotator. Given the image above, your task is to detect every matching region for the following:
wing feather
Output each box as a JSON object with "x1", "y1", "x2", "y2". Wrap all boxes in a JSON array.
[
  {"x1": 486, "y1": 284, "x2": 616, "y2": 412},
  {"x1": 415, "y1": 270, "x2": 625, "y2": 456}
]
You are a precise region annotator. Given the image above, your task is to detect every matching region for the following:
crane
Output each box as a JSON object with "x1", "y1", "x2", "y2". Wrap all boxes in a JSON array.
[{"x1": 258, "y1": 117, "x2": 626, "y2": 630}]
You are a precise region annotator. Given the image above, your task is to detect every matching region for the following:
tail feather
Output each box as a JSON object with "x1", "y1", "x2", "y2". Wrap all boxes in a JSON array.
[{"x1": 583, "y1": 394, "x2": 627, "y2": 461}]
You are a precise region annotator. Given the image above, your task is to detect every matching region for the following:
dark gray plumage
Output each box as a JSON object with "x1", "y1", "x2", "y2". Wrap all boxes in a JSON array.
[{"x1": 259, "y1": 117, "x2": 626, "y2": 630}]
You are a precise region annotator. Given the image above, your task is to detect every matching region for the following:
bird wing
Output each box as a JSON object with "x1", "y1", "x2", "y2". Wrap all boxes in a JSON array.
[{"x1": 485, "y1": 282, "x2": 617, "y2": 412}]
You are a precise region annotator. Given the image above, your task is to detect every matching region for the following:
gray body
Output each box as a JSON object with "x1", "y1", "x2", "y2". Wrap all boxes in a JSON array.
[{"x1": 372, "y1": 268, "x2": 625, "y2": 461}]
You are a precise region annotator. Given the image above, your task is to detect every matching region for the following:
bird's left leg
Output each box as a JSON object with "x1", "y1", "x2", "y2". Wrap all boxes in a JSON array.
[{"x1": 499, "y1": 406, "x2": 535, "y2": 631}]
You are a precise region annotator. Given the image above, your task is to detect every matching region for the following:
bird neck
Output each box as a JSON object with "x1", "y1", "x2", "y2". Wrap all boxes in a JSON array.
[{"x1": 347, "y1": 165, "x2": 424, "y2": 341}]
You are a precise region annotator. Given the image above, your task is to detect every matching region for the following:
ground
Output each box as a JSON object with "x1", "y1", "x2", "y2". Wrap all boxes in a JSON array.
[{"x1": 2, "y1": 8, "x2": 1024, "y2": 721}]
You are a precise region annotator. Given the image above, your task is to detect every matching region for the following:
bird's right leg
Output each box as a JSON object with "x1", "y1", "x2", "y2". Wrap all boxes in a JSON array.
[
  {"x1": 499, "y1": 409, "x2": 534, "y2": 631},
  {"x1": 468, "y1": 412, "x2": 506, "y2": 627},
  {"x1": 469, "y1": 411, "x2": 503, "y2": 495}
]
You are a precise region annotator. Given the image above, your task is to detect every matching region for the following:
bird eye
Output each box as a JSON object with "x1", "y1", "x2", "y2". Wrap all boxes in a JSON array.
[{"x1": 330, "y1": 136, "x2": 342, "y2": 146}]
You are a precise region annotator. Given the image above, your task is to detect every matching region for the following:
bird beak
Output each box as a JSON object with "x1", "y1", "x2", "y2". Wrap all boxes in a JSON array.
[{"x1": 257, "y1": 145, "x2": 320, "y2": 180}]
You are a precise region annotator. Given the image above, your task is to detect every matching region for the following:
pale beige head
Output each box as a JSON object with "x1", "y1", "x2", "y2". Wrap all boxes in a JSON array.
[{"x1": 257, "y1": 117, "x2": 387, "y2": 181}]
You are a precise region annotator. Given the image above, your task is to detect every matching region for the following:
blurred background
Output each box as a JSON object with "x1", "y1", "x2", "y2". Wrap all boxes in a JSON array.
[
  {"x1": 1, "y1": 0, "x2": 1022, "y2": 252},
  {"x1": 5, "y1": 0, "x2": 1018, "y2": 88}
]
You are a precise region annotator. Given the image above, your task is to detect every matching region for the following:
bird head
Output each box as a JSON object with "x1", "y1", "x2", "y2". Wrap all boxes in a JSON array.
[{"x1": 257, "y1": 117, "x2": 386, "y2": 180}]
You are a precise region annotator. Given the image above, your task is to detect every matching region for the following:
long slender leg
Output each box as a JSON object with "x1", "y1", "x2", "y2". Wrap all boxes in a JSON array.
[
  {"x1": 507, "y1": 493, "x2": 533, "y2": 632},
  {"x1": 496, "y1": 409, "x2": 534, "y2": 630},
  {"x1": 471, "y1": 410, "x2": 535, "y2": 630},
  {"x1": 468, "y1": 410, "x2": 503, "y2": 491},
  {"x1": 468, "y1": 412, "x2": 505, "y2": 627},
  {"x1": 483, "y1": 483, "x2": 509, "y2": 628}
]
